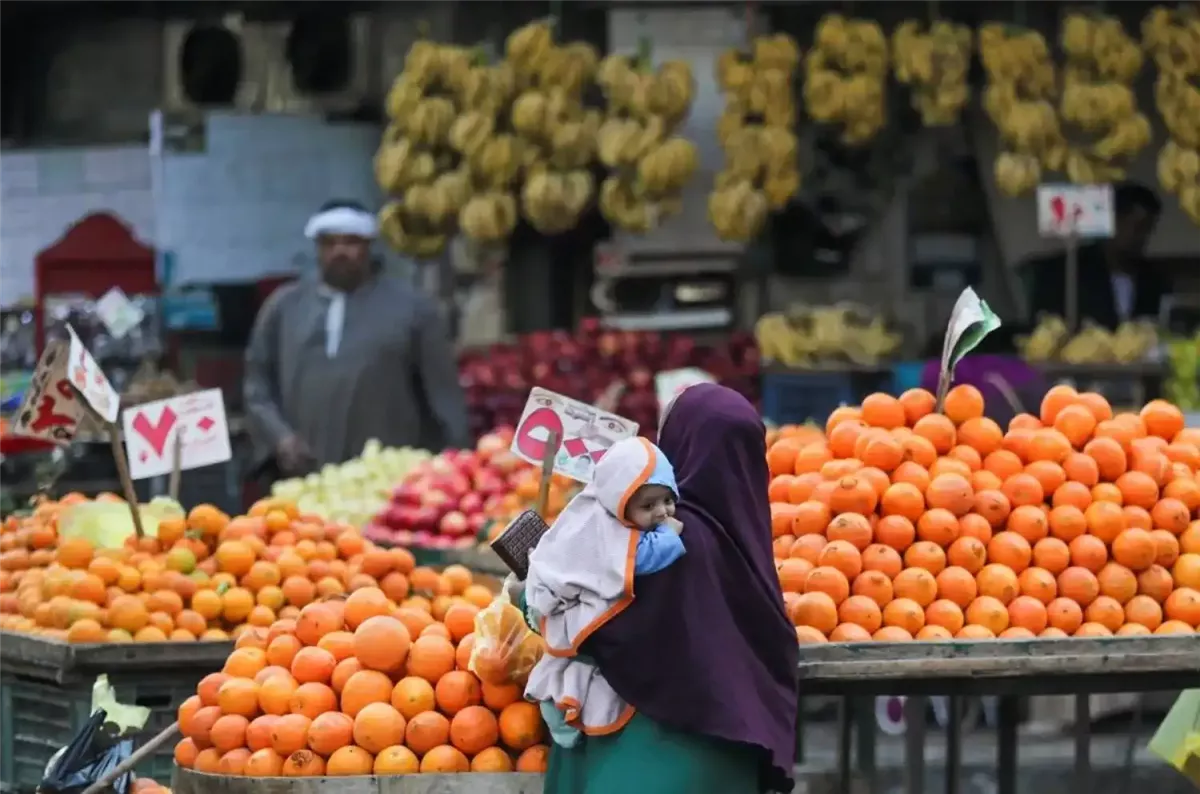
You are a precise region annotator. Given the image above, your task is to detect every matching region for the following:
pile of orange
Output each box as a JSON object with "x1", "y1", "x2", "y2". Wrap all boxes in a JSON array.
[
  {"x1": 173, "y1": 583, "x2": 549, "y2": 777},
  {"x1": 0, "y1": 497, "x2": 490, "y2": 645},
  {"x1": 768, "y1": 386, "x2": 1200, "y2": 641}
]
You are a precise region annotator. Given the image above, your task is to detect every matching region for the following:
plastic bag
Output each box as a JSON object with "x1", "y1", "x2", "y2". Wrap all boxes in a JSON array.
[
  {"x1": 468, "y1": 589, "x2": 544, "y2": 686},
  {"x1": 1148, "y1": 689, "x2": 1200, "y2": 786},
  {"x1": 40, "y1": 709, "x2": 134, "y2": 794}
]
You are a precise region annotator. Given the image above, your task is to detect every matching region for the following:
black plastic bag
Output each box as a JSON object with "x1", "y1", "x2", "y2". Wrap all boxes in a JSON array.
[{"x1": 39, "y1": 709, "x2": 134, "y2": 794}]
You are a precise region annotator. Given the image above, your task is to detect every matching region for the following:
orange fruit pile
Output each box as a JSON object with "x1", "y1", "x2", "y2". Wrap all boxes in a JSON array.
[
  {"x1": 174, "y1": 583, "x2": 549, "y2": 777},
  {"x1": 0, "y1": 497, "x2": 494, "y2": 645},
  {"x1": 768, "y1": 387, "x2": 1200, "y2": 641}
]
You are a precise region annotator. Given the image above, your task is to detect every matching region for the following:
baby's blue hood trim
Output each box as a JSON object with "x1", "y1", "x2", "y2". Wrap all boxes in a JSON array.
[{"x1": 646, "y1": 450, "x2": 678, "y2": 498}]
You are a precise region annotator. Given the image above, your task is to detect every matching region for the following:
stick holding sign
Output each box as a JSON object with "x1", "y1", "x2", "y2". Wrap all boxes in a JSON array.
[
  {"x1": 534, "y1": 431, "x2": 559, "y2": 519},
  {"x1": 168, "y1": 432, "x2": 183, "y2": 503},
  {"x1": 935, "y1": 288, "x2": 1002, "y2": 412},
  {"x1": 1037, "y1": 183, "x2": 1115, "y2": 334},
  {"x1": 107, "y1": 423, "x2": 145, "y2": 538}
]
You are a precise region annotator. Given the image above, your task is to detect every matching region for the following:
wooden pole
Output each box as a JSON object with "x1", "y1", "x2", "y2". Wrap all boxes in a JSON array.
[
  {"x1": 79, "y1": 722, "x2": 178, "y2": 794},
  {"x1": 534, "y1": 431, "x2": 559, "y2": 519},
  {"x1": 1065, "y1": 233, "x2": 1080, "y2": 333},
  {"x1": 107, "y1": 422, "x2": 145, "y2": 538},
  {"x1": 168, "y1": 432, "x2": 183, "y2": 503}
]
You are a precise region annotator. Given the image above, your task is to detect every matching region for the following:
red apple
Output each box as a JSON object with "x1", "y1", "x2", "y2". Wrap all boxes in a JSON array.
[
  {"x1": 439, "y1": 511, "x2": 470, "y2": 536},
  {"x1": 458, "y1": 492, "x2": 483, "y2": 515}
]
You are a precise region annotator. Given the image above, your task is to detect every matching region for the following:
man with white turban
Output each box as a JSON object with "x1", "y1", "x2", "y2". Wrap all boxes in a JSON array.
[{"x1": 244, "y1": 200, "x2": 468, "y2": 477}]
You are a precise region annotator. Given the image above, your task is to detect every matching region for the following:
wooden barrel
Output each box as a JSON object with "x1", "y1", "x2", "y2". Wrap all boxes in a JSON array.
[{"x1": 172, "y1": 768, "x2": 544, "y2": 794}]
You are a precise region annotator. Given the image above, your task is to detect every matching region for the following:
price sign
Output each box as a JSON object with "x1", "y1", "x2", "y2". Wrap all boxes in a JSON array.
[
  {"x1": 655, "y1": 368, "x2": 715, "y2": 412},
  {"x1": 11, "y1": 341, "x2": 85, "y2": 444},
  {"x1": 122, "y1": 389, "x2": 233, "y2": 479},
  {"x1": 511, "y1": 387, "x2": 639, "y2": 483},
  {"x1": 67, "y1": 325, "x2": 120, "y2": 422},
  {"x1": 1036, "y1": 184, "x2": 1114, "y2": 239}
]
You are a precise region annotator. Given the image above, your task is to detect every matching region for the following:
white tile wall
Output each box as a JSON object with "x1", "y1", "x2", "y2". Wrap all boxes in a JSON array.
[{"x1": 0, "y1": 113, "x2": 385, "y2": 308}]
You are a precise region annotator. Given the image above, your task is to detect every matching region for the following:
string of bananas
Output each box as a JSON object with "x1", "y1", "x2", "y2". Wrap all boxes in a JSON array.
[
  {"x1": 804, "y1": 14, "x2": 888, "y2": 147},
  {"x1": 981, "y1": 24, "x2": 1062, "y2": 197},
  {"x1": 892, "y1": 20, "x2": 973, "y2": 127},
  {"x1": 596, "y1": 49, "x2": 698, "y2": 234},
  {"x1": 1144, "y1": 6, "x2": 1200, "y2": 226},
  {"x1": 1017, "y1": 315, "x2": 1159, "y2": 365},
  {"x1": 505, "y1": 20, "x2": 606, "y2": 235},
  {"x1": 1057, "y1": 12, "x2": 1150, "y2": 184},
  {"x1": 755, "y1": 304, "x2": 902, "y2": 368}
]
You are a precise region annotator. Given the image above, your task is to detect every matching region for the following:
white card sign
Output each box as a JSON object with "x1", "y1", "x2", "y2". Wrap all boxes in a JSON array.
[
  {"x1": 121, "y1": 389, "x2": 232, "y2": 479},
  {"x1": 11, "y1": 341, "x2": 85, "y2": 443},
  {"x1": 655, "y1": 368, "x2": 715, "y2": 411},
  {"x1": 66, "y1": 326, "x2": 120, "y2": 422},
  {"x1": 511, "y1": 387, "x2": 639, "y2": 483},
  {"x1": 96, "y1": 288, "x2": 145, "y2": 339},
  {"x1": 1036, "y1": 184, "x2": 1115, "y2": 239}
]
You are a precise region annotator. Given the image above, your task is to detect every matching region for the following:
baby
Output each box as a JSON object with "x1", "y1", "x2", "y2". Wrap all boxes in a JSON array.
[{"x1": 523, "y1": 437, "x2": 685, "y2": 747}]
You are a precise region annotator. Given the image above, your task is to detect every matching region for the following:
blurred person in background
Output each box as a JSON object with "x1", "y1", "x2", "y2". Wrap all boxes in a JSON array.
[
  {"x1": 1023, "y1": 181, "x2": 1169, "y2": 329},
  {"x1": 244, "y1": 200, "x2": 468, "y2": 484}
]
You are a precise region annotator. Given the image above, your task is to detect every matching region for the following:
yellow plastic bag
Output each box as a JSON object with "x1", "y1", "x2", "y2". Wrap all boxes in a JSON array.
[
  {"x1": 1148, "y1": 689, "x2": 1200, "y2": 786},
  {"x1": 468, "y1": 590, "x2": 544, "y2": 687}
]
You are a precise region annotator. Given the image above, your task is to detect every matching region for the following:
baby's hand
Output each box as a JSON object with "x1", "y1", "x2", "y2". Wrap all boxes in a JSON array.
[{"x1": 663, "y1": 517, "x2": 683, "y2": 536}]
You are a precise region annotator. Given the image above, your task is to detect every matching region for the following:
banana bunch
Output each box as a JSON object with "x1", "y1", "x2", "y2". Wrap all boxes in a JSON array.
[
  {"x1": 892, "y1": 20, "x2": 973, "y2": 127},
  {"x1": 599, "y1": 178, "x2": 667, "y2": 235},
  {"x1": 598, "y1": 56, "x2": 696, "y2": 126},
  {"x1": 1057, "y1": 12, "x2": 1151, "y2": 183},
  {"x1": 374, "y1": 127, "x2": 437, "y2": 194},
  {"x1": 1144, "y1": 6, "x2": 1200, "y2": 226},
  {"x1": 710, "y1": 33, "x2": 803, "y2": 242},
  {"x1": 980, "y1": 24, "x2": 1064, "y2": 196},
  {"x1": 452, "y1": 60, "x2": 517, "y2": 118},
  {"x1": 1021, "y1": 315, "x2": 1160, "y2": 365},
  {"x1": 755, "y1": 304, "x2": 902, "y2": 368},
  {"x1": 637, "y1": 137, "x2": 699, "y2": 198},
  {"x1": 521, "y1": 170, "x2": 595, "y2": 234},
  {"x1": 460, "y1": 192, "x2": 518, "y2": 244},
  {"x1": 378, "y1": 202, "x2": 447, "y2": 260},
  {"x1": 804, "y1": 15, "x2": 888, "y2": 146},
  {"x1": 1163, "y1": 331, "x2": 1200, "y2": 410}
]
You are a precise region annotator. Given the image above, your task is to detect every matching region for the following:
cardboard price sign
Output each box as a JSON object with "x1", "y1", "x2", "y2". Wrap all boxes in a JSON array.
[
  {"x1": 121, "y1": 389, "x2": 233, "y2": 479},
  {"x1": 67, "y1": 326, "x2": 120, "y2": 422},
  {"x1": 510, "y1": 387, "x2": 639, "y2": 483},
  {"x1": 12, "y1": 340, "x2": 85, "y2": 444},
  {"x1": 1036, "y1": 184, "x2": 1114, "y2": 239}
]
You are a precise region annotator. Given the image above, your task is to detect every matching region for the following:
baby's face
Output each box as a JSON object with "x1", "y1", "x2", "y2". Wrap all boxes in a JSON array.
[{"x1": 625, "y1": 484, "x2": 676, "y2": 530}]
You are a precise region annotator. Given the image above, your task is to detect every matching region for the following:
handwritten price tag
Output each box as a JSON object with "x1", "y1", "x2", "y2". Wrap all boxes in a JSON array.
[
  {"x1": 67, "y1": 325, "x2": 120, "y2": 422},
  {"x1": 121, "y1": 389, "x2": 232, "y2": 479},
  {"x1": 12, "y1": 340, "x2": 85, "y2": 444},
  {"x1": 655, "y1": 368, "x2": 715, "y2": 412},
  {"x1": 1036, "y1": 184, "x2": 1114, "y2": 239},
  {"x1": 510, "y1": 387, "x2": 639, "y2": 483}
]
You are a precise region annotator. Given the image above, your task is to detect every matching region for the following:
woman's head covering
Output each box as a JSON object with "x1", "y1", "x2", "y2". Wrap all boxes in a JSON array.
[
  {"x1": 525, "y1": 438, "x2": 675, "y2": 658},
  {"x1": 580, "y1": 384, "x2": 799, "y2": 791}
]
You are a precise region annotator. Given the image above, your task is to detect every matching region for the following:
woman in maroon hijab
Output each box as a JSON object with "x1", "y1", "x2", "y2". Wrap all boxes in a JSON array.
[{"x1": 527, "y1": 383, "x2": 800, "y2": 793}]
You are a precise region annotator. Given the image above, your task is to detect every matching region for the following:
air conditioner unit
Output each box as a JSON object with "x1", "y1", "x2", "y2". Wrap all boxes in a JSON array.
[
  {"x1": 162, "y1": 18, "x2": 267, "y2": 114},
  {"x1": 258, "y1": 15, "x2": 372, "y2": 115}
]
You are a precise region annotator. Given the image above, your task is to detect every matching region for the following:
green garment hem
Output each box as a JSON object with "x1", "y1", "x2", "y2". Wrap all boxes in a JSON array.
[{"x1": 544, "y1": 711, "x2": 761, "y2": 794}]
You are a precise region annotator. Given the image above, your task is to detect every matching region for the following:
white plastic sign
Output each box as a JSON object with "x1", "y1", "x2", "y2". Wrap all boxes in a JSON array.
[
  {"x1": 67, "y1": 326, "x2": 120, "y2": 422},
  {"x1": 121, "y1": 388, "x2": 232, "y2": 479},
  {"x1": 1036, "y1": 184, "x2": 1114, "y2": 239},
  {"x1": 11, "y1": 340, "x2": 85, "y2": 443},
  {"x1": 510, "y1": 387, "x2": 639, "y2": 483},
  {"x1": 655, "y1": 368, "x2": 715, "y2": 411},
  {"x1": 96, "y1": 288, "x2": 145, "y2": 339}
]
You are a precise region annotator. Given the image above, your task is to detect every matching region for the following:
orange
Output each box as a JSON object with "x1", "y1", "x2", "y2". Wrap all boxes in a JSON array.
[
  {"x1": 1123, "y1": 594, "x2": 1163, "y2": 631},
  {"x1": 892, "y1": 567, "x2": 937, "y2": 607},
  {"x1": 924, "y1": 600, "x2": 965, "y2": 634},
  {"x1": 861, "y1": 544, "x2": 904, "y2": 578},
  {"x1": 965, "y1": 595, "x2": 1009, "y2": 635},
  {"x1": 1057, "y1": 566, "x2": 1100, "y2": 606},
  {"x1": 850, "y1": 570, "x2": 894, "y2": 607},
  {"x1": 976, "y1": 564, "x2": 1019, "y2": 604},
  {"x1": 934, "y1": 566, "x2": 977, "y2": 608},
  {"x1": 793, "y1": 591, "x2": 839, "y2": 635},
  {"x1": 1007, "y1": 505, "x2": 1049, "y2": 543},
  {"x1": 1068, "y1": 534, "x2": 1108, "y2": 573},
  {"x1": 837, "y1": 594, "x2": 882, "y2": 633},
  {"x1": 882, "y1": 597, "x2": 925, "y2": 634},
  {"x1": 803, "y1": 566, "x2": 850, "y2": 605},
  {"x1": 374, "y1": 745, "x2": 420, "y2": 774},
  {"x1": 1084, "y1": 595, "x2": 1125, "y2": 633},
  {"x1": 1046, "y1": 597, "x2": 1084, "y2": 634},
  {"x1": 1017, "y1": 566, "x2": 1058, "y2": 604},
  {"x1": 1163, "y1": 587, "x2": 1200, "y2": 626},
  {"x1": 915, "y1": 509, "x2": 959, "y2": 547},
  {"x1": 1007, "y1": 595, "x2": 1048, "y2": 634},
  {"x1": 987, "y1": 532, "x2": 1032, "y2": 574},
  {"x1": 946, "y1": 536, "x2": 987, "y2": 574},
  {"x1": 874, "y1": 515, "x2": 915, "y2": 551},
  {"x1": 1173, "y1": 553, "x2": 1200, "y2": 590}
]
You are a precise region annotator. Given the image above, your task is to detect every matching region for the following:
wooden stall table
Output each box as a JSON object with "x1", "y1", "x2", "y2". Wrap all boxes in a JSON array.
[
  {"x1": 174, "y1": 767, "x2": 544, "y2": 794},
  {"x1": 796, "y1": 637, "x2": 1200, "y2": 794}
]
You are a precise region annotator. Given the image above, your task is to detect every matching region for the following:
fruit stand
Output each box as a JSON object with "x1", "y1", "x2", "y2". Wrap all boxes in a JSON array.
[{"x1": 798, "y1": 636, "x2": 1200, "y2": 794}]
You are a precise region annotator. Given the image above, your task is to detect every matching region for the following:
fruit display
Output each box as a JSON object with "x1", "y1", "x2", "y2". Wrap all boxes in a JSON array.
[
  {"x1": 1164, "y1": 332, "x2": 1200, "y2": 411},
  {"x1": 767, "y1": 386, "x2": 1200, "y2": 641},
  {"x1": 891, "y1": 20, "x2": 973, "y2": 127},
  {"x1": 754, "y1": 304, "x2": 903, "y2": 369},
  {"x1": 1, "y1": 496, "x2": 421, "y2": 643},
  {"x1": 172, "y1": 576, "x2": 551, "y2": 776},
  {"x1": 710, "y1": 33, "x2": 802, "y2": 242},
  {"x1": 1056, "y1": 12, "x2": 1151, "y2": 184},
  {"x1": 1145, "y1": 7, "x2": 1200, "y2": 225},
  {"x1": 507, "y1": 21, "x2": 604, "y2": 236},
  {"x1": 980, "y1": 24, "x2": 1062, "y2": 198},
  {"x1": 456, "y1": 319, "x2": 761, "y2": 439},
  {"x1": 803, "y1": 14, "x2": 889, "y2": 147},
  {"x1": 1016, "y1": 316, "x2": 1159, "y2": 365},
  {"x1": 361, "y1": 427, "x2": 580, "y2": 549},
  {"x1": 595, "y1": 45, "x2": 699, "y2": 233},
  {"x1": 270, "y1": 442, "x2": 432, "y2": 529}
]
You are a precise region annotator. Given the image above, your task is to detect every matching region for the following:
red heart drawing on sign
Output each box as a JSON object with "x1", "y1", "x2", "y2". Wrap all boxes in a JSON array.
[{"x1": 131, "y1": 407, "x2": 178, "y2": 457}]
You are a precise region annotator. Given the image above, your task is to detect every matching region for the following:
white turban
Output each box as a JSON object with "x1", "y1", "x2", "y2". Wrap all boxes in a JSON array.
[{"x1": 304, "y1": 206, "x2": 378, "y2": 240}]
